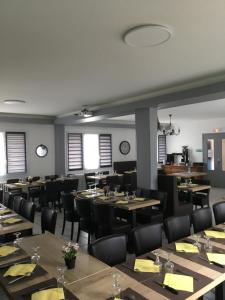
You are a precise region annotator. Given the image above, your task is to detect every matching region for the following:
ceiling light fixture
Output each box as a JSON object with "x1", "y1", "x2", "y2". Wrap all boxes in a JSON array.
[
  {"x1": 74, "y1": 106, "x2": 93, "y2": 118},
  {"x1": 123, "y1": 24, "x2": 172, "y2": 47},
  {"x1": 158, "y1": 114, "x2": 180, "y2": 136},
  {"x1": 3, "y1": 99, "x2": 26, "y2": 105}
]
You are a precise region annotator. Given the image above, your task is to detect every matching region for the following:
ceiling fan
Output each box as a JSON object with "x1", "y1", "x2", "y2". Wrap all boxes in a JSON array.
[{"x1": 74, "y1": 105, "x2": 93, "y2": 118}]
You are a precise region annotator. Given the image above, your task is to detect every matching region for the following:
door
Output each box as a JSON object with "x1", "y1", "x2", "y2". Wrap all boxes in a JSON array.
[{"x1": 203, "y1": 133, "x2": 225, "y2": 187}]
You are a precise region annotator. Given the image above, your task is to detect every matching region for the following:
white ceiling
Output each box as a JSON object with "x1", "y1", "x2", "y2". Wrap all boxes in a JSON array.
[
  {"x1": 0, "y1": 0, "x2": 225, "y2": 116},
  {"x1": 108, "y1": 98, "x2": 225, "y2": 123}
]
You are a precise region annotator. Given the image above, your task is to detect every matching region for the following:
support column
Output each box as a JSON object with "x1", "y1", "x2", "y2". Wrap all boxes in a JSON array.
[
  {"x1": 55, "y1": 124, "x2": 66, "y2": 175},
  {"x1": 135, "y1": 107, "x2": 158, "y2": 190}
]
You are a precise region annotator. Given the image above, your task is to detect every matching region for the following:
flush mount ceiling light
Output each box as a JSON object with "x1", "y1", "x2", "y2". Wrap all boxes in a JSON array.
[
  {"x1": 123, "y1": 24, "x2": 172, "y2": 47},
  {"x1": 3, "y1": 99, "x2": 26, "y2": 105}
]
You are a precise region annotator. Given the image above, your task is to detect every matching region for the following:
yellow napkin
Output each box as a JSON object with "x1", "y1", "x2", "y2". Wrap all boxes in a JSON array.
[
  {"x1": 98, "y1": 196, "x2": 110, "y2": 200},
  {"x1": 164, "y1": 273, "x2": 193, "y2": 292},
  {"x1": 32, "y1": 288, "x2": 65, "y2": 300},
  {"x1": 96, "y1": 188, "x2": 104, "y2": 193},
  {"x1": 204, "y1": 230, "x2": 225, "y2": 239},
  {"x1": 0, "y1": 209, "x2": 11, "y2": 215},
  {"x1": 2, "y1": 218, "x2": 22, "y2": 224},
  {"x1": 134, "y1": 259, "x2": 160, "y2": 273},
  {"x1": 134, "y1": 197, "x2": 145, "y2": 201},
  {"x1": 0, "y1": 246, "x2": 18, "y2": 257},
  {"x1": 175, "y1": 242, "x2": 199, "y2": 253},
  {"x1": 207, "y1": 253, "x2": 225, "y2": 265},
  {"x1": 114, "y1": 192, "x2": 124, "y2": 197},
  {"x1": 114, "y1": 298, "x2": 121, "y2": 300},
  {"x1": 80, "y1": 191, "x2": 92, "y2": 196},
  {"x1": 116, "y1": 200, "x2": 129, "y2": 204},
  {"x1": 4, "y1": 263, "x2": 36, "y2": 277}
]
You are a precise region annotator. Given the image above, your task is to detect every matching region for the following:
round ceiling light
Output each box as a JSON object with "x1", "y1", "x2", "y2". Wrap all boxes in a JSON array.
[
  {"x1": 123, "y1": 24, "x2": 172, "y2": 47},
  {"x1": 3, "y1": 99, "x2": 26, "y2": 105}
]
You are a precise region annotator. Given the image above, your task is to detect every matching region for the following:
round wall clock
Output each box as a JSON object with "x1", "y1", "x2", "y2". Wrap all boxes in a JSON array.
[
  {"x1": 36, "y1": 144, "x2": 48, "y2": 158},
  {"x1": 119, "y1": 141, "x2": 130, "y2": 155}
]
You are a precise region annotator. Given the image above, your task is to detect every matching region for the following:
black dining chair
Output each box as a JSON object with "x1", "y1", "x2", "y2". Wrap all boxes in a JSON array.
[
  {"x1": 192, "y1": 179, "x2": 210, "y2": 209},
  {"x1": 13, "y1": 196, "x2": 23, "y2": 213},
  {"x1": 76, "y1": 198, "x2": 95, "y2": 245},
  {"x1": 89, "y1": 234, "x2": 127, "y2": 266},
  {"x1": 61, "y1": 192, "x2": 79, "y2": 240},
  {"x1": 192, "y1": 207, "x2": 212, "y2": 233},
  {"x1": 213, "y1": 201, "x2": 225, "y2": 225},
  {"x1": 62, "y1": 179, "x2": 79, "y2": 193},
  {"x1": 164, "y1": 215, "x2": 191, "y2": 243},
  {"x1": 6, "y1": 178, "x2": 19, "y2": 184},
  {"x1": 106, "y1": 175, "x2": 121, "y2": 191},
  {"x1": 131, "y1": 223, "x2": 162, "y2": 256},
  {"x1": 41, "y1": 207, "x2": 57, "y2": 234},
  {"x1": 44, "y1": 181, "x2": 62, "y2": 209},
  {"x1": 20, "y1": 200, "x2": 35, "y2": 223},
  {"x1": 84, "y1": 173, "x2": 96, "y2": 189},
  {"x1": 93, "y1": 203, "x2": 131, "y2": 239}
]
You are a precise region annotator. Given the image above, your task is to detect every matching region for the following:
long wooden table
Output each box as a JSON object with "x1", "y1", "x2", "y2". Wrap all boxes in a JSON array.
[{"x1": 177, "y1": 184, "x2": 211, "y2": 193}]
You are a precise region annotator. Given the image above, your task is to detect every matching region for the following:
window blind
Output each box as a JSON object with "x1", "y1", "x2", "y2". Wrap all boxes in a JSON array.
[
  {"x1": 6, "y1": 132, "x2": 26, "y2": 174},
  {"x1": 99, "y1": 134, "x2": 112, "y2": 167},
  {"x1": 68, "y1": 133, "x2": 83, "y2": 170},
  {"x1": 158, "y1": 134, "x2": 167, "y2": 163}
]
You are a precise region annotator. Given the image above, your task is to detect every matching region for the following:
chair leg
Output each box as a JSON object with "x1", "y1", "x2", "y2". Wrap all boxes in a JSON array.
[
  {"x1": 76, "y1": 222, "x2": 80, "y2": 243},
  {"x1": 88, "y1": 232, "x2": 91, "y2": 245},
  {"x1": 61, "y1": 218, "x2": 66, "y2": 235},
  {"x1": 71, "y1": 222, "x2": 74, "y2": 241}
]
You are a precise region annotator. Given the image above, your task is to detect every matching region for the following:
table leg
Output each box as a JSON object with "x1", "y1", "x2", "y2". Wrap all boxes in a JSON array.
[
  {"x1": 215, "y1": 283, "x2": 225, "y2": 300},
  {"x1": 129, "y1": 211, "x2": 136, "y2": 227}
]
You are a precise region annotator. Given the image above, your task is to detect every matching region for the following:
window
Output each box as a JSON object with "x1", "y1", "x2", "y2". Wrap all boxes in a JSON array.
[
  {"x1": 68, "y1": 133, "x2": 83, "y2": 170},
  {"x1": 158, "y1": 134, "x2": 167, "y2": 163},
  {"x1": 83, "y1": 134, "x2": 99, "y2": 169},
  {"x1": 0, "y1": 132, "x2": 6, "y2": 176},
  {"x1": 6, "y1": 132, "x2": 26, "y2": 174},
  {"x1": 99, "y1": 134, "x2": 112, "y2": 167},
  {"x1": 67, "y1": 133, "x2": 112, "y2": 170}
]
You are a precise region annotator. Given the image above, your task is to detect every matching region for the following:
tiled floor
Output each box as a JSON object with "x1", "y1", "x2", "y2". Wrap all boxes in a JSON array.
[{"x1": 1, "y1": 187, "x2": 225, "y2": 299}]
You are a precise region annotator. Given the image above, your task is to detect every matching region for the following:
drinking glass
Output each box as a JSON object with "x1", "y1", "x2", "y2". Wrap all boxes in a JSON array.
[
  {"x1": 193, "y1": 234, "x2": 201, "y2": 251},
  {"x1": 56, "y1": 265, "x2": 66, "y2": 288},
  {"x1": 152, "y1": 250, "x2": 162, "y2": 272},
  {"x1": 132, "y1": 191, "x2": 136, "y2": 200},
  {"x1": 112, "y1": 272, "x2": 121, "y2": 297},
  {"x1": 125, "y1": 191, "x2": 129, "y2": 200},
  {"x1": 204, "y1": 236, "x2": 213, "y2": 253},
  {"x1": 31, "y1": 246, "x2": 40, "y2": 264},
  {"x1": 164, "y1": 252, "x2": 174, "y2": 273},
  {"x1": 13, "y1": 232, "x2": 22, "y2": 247}
]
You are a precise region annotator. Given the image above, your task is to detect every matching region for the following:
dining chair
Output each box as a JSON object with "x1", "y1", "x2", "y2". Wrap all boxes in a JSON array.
[
  {"x1": 89, "y1": 234, "x2": 127, "y2": 266},
  {"x1": 6, "y1": 178, "x2": 19, "y2": 184},
  {"x1": 192, "y1": 179, "x2": 210, "y2": 209},
  {"x1": 192, "y1": 207, "x2": 212, "y2": 233},
  {"x1": 93, "y1": 203, "x2": 131, "y2": 239},
  {"x1": 44, "y1": 181, "x2": 62, "y2": 209},
  {"x1": 84, "y1": 172, "x2": 96, "y2": 189},
  {"x1": 62, "y1": 179, "x2": 79, "y2": 193},
  {"x1": 75, "y1": 198, "x2": 95, "y2": 245},
  {"x1": 41, "y1": 207, "x2": 57, "y2": 234},
  {"x1": 61, "y1": 192, "x2": 79, "y2": 240},
  {"x1": 20, "y1": 200, "x2": 35, "y2": 223},
  {"x1": 213, "y1": 201, "x2": 225, "y2": 224},
  {"x1": 131, "y1": 223, "x2": 162, "y2": 256},
  {"x1": 164, "y1": 215, "x2": 191, "y2": 243},
  {"x1": 13, "y1": 196, "x2": 23, "y2": 213}
]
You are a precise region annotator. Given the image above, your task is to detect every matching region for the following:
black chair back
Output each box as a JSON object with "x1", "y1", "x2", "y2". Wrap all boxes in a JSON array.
[
  {"x1": 6, "y1": 179, "x2": 19, "y2": 184},
  {"x1": 13, "y1": 196, "x2": 23, "y2": 213},
  {"x1": 192, "y1": 207, "x2": 212, "y2": 233},
  {"x1": 41, "y1": 207, "x2": 57, "y2": 234},
  {"x1": 90, "y1": 234, "x2": 126, "y2": 266},
  {"x1": 213, "y1": 201, "x2": 225, "y2": 225},
  {"x1": 164, "y1": 215, "x2": 191, "y2": 243},
  {"x1": 62, "y1": 179, "x2": 79, "y2": 193},
  {"x1": 132, "y1": 223, "x2": 162, "y2": 256},
  {"x1": 62, "y1": 193, "x2": 78, "y2": 221},
  {"x1": 45, "y1": 181, "x2": 61, "y2": 206},
  {"x1": 84, "y1": 173, "x2": 95, "y2": 189},
  {"x1": 20, "y1": 200, "x2": 35, "y2": 222},
  {"x1": 94, "y1": 203, "x2": 114, "y2": 236},
  {"x1": 32, "y1": 176, "x2": 40, "y2": 182}
]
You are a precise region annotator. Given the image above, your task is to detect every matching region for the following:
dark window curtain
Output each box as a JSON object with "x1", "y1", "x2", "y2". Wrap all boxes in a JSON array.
[
  {"x1": 99, "y1": 134, "x2": 112, "y2": 168},
  {"x1": 68, "y1": 133, "x2": 83, "y2": 170}
]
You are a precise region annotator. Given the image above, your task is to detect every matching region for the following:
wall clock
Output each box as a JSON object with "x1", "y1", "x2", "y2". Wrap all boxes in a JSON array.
[
  {"x1": 36, "y1": 144, "x2": 48, "y2": 158},
  {"x1": 119, "y1": 141, "x2": 130, "y2": 155}
]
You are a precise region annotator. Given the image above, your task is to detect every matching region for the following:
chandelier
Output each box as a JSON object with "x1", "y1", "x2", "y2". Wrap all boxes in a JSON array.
[{"x1": 158, "y1": 114, "x2": 180, "y2": 136}]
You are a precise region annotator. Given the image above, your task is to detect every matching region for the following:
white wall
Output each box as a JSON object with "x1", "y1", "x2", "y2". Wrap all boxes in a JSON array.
[
  {"x1": 65, "y1": 126, "x2": 136, "y2": 173},
  {"x1": 166, "y1": 117, "x2": 225, "y2": 162},
  {"x1": 0, "y1": 122, "x2": 55, "y2": 179}
]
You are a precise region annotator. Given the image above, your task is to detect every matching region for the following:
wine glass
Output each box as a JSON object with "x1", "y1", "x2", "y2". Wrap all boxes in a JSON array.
[
  {"x1": 125, "y1": 191, "x2": 129, "y2": 200},
  {"x1": 56, "y1": 265, "x2": 66, "y2": 288},
  {"x1": 112, "y1": 272, "x2": 121, "y2": 297},
  {"x1": 152, "y1": 250, "x2": 162, "y2": 272},
  {"x1": 204, "y1": 236, "x2": 213, "y2": 253},
  {"x1": 164, "y1": 252, "x2": 174, "y2": 273},
  {"x1": 132, "y1": 191, "x2": 136, "y2": 200},
  {"x1": 13, "y1": 232, "x2": 22, "y2": 247},
  {"x1": 193, "y1": 234, "x2": 201, "y2": 251},
  {"x1": 31, "y1": 246, "x2": 40, "y2": 264}
]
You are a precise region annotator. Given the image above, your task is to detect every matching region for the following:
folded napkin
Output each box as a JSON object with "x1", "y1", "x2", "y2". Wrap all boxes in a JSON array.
[
  {"x1": 134, "y1": 259, "x2": 160, "y2": 273},
  {"x1": 114, "y1": 192, "x2": 124, "y2": 197},
  {"x1": 134, "y1": 197, "x2": 145, "y2": 201},
  {"x1": 98, "y1": 196, "x2": 110, "y2": 200},
  {"x1": 116, "y1": 200, "x2": 129, "y2": 204},
  {"x1": 0, "y1": 245, "x2": 18, "y2": 257},
  {"x1": 4, "y1": 263, "x2": 36, "y2": 277},
  {"x1": 2, "y1": 217, "x2": 22, "y2": 224},
  {"x1": 80, "y1": 191, "x2": 92, "y2": 196},
  {"x1": 175, "y1": 242, "x2": 199, "y2": 253},
  {"x1": 0, "y1": 209, "x2": 11, "y2": 215},
  {"x1": 15, "y1": 182, "x2": 27, "y2": 186},
  {"x1": 32, "y1": 288, "x2": 65, "y2": 300},
  {"x1": 96, "y1": 188, "x2": 104, "y2": 193},
  {"x1": 114, "y1": 298, "x2": 121, "y2": 300},
  {"x1": 164, "y1": 273, "x2": 193, "y2": 292},
  {"x1": 204, "y1": 230, "x2": 225, "y2": 239},
  {"x1": 207, "y1": 253, "x2": 225, "y2": 265}
]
